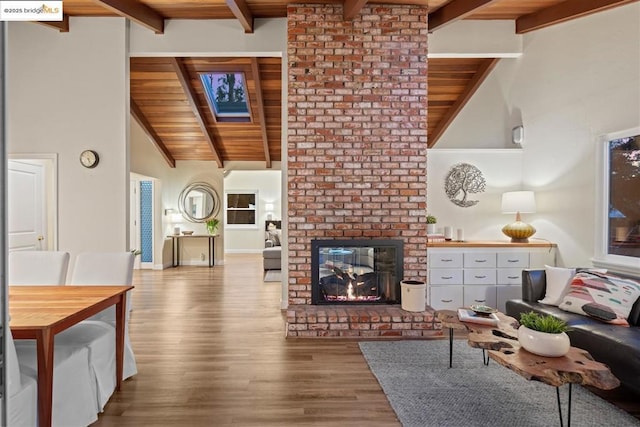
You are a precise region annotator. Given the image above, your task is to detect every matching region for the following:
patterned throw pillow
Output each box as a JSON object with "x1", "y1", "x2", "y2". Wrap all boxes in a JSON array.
[{"x1": 558, "y1": 271, "x2": 640, "y2": 325}]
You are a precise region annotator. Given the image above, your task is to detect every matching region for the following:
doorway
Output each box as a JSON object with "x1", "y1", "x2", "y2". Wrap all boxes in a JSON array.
[{"x1": 130, "y1": 174, "x2": 157, "y2": 269}]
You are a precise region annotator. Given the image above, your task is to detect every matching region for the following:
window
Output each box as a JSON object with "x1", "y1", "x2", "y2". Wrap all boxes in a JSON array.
[
  {"x1": 199, "y1": 72, "x2": 251, "y2": 122},
  {"x1": 225, "y1": 191, "x2": 258, "y2": 228},
  {"x1": 594, "y1": 128, "x2": 640, "y2": 274}
]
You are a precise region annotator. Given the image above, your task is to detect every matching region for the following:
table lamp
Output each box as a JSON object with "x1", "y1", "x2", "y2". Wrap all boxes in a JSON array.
[
  {"x1": 501, "y1": 191, "x2": 536, "y2": 243},
  {"x1": 265, "y1": 203, "x2": 274, "y2": 220}
]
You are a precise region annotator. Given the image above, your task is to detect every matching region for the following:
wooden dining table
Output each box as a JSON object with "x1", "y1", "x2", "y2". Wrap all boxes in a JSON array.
[{"x1": 9, "y1": 285, "x2": 134, "y2": 427}]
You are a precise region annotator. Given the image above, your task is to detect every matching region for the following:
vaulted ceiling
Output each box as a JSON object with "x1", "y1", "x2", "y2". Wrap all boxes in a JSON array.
[{"x1": 40, "y1": 0, "x2": 638, "y2": 167}]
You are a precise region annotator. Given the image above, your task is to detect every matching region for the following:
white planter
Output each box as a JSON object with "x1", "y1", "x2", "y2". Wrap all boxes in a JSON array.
[
  {"x1": 518, "y1": 325, "x2": 570, "y2": 357},
  {"x1": 427, "y1": 224, "x2": 437, "y2": 234}
]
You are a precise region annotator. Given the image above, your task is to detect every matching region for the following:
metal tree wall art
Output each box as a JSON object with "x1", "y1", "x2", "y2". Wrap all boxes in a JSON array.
[{"x1": 445, "y1": 163, "x2": 486, "y2": 207}]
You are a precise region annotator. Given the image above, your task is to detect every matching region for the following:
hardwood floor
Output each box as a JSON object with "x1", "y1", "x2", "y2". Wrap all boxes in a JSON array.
[
  {"x1": 93, "y1": 253, "x2": 639, "y2": 426},
  {"x1": 93, "y1": 254, "x2": 400, "y2": 426}
]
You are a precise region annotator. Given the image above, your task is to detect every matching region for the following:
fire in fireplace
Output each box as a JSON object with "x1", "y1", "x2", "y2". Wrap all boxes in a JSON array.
[{"x1": 311, "y1": 239, "x2": 404, "y2": 305}]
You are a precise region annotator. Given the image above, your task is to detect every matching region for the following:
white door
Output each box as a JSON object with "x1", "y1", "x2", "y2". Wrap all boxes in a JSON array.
[
  {"x1": 130, "y1": 180, "x2": 141, "y2": 269},
  {"x1": 8, "y1": 160, "x2": 46, "y2": 251}
]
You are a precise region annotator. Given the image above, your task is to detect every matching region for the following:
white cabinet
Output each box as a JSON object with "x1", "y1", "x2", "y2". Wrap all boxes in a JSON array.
[{"x1": 427, "y1": 242, "x2": 556, "y2": 312}]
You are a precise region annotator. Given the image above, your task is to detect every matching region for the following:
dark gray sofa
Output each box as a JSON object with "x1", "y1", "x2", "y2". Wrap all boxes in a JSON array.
[{"x1": 506, "y1": 269, "x2": 640, "y2": 394}]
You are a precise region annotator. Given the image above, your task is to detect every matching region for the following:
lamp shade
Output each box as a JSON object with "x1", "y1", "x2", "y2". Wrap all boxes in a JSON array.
[
  {"x1": 501, "y1": 191, "x2": 536, "y2": 214},
  {"x1": 265, "y1": 203, "x2": 274, "y2": 211}
]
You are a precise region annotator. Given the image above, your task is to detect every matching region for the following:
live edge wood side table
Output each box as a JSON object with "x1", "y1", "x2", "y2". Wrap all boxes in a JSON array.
[{"x1": 436, "y1": 309, "x2": 620, "y2": 427}]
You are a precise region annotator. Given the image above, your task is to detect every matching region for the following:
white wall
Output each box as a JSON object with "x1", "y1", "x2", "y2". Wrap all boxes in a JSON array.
[
  {"x1": 427, "y1": 149, "x2": 525, "y2": 241},
  {"x1": 223, "y1": 170, "x2": 282, "y2": 253},
  {"x1": 7, "y1": 18, "x2": 129, "y2": 263},
  {"x1": 436, "y1": 4, "x2": 640, "y2": 268},
  {"x1": 428, "y1": 20, "x2": 521, "y2": 58},
  {"x1": 129, "y1": 18, "x2": 286, "y2": 56}
]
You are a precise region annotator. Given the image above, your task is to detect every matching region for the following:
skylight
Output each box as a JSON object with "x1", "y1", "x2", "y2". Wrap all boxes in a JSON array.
[{"x1": 200, "y1": 72, "x2": 251, "y2": 122}]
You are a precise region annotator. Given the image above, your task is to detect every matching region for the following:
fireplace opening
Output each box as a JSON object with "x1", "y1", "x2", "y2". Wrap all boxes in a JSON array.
[{"x1": 311, "y1": 239, "x2": 404, "y2": 305}]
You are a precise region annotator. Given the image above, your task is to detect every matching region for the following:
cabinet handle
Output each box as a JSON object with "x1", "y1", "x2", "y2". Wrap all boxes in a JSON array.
[
  {"x1": 475, "y1": 259, "x2": 487, "y2": 263},
  {"x1": 474, "y1": 275, "x2": 487, "y2": 279},
  {"x1": 507, "y1": 259, "x2": 519, "y2": 263},
  {"x1": 508, "y1": 276, "x2": 519, "y2": 279},
  {"x1": 441, "y1": 258, "x2": 453, "y2": 262},
  {"x1": 441, "y1": 299, "x2": 453, "y2": 303},
  {"x1": 474, "y1": 299, "x2": 486, "y2": 303},
  {"x1": 441, "y1": 276, "x2": 453, "y2": 279}
]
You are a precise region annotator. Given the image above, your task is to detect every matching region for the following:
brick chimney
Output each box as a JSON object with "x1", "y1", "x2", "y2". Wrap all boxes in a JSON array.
[{"x1": 287, "y1": 4, "x2": 429, "y2": 306}]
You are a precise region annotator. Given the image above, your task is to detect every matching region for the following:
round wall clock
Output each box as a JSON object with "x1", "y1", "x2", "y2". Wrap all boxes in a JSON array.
[{"x1": 80, "y1": 150, "x2": 99, "y2": 168}]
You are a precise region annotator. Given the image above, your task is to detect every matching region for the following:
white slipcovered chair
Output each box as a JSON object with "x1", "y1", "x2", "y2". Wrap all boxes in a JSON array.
[
  {"x1": 8, "y1": 251, "x2": 104, "y2": 426},
  {"x1": 8, "y1": 250, "x2": 70, "y2": 285},
  {"x1": 9, "y1": 311, "x2": 100, "y2": 427},
  {"x1": 14, "y1": 342, "x2": 100, "y2": 427},
  {"x1": 66, "y1": 251, "x2": 138, "y2": 410},
  {"x1": 1, "y1": 320, "x2": 37, "y2": 427}
]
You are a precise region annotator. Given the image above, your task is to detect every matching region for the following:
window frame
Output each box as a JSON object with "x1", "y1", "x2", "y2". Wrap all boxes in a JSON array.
[
  {"x1": 592, "y1": 126, "x2": 640, "y2": 276},
  {"x1": 224, "y1": 190, "x2": 259, "y2": 229},
  {"x1": 199, "y1": 72, "x2": 252, "y2": 123}
]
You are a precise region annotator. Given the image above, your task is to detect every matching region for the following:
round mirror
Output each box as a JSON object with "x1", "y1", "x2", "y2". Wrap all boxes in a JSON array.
[{"x1": 178, "y1": 182, "x2": 221, "y2": 223}]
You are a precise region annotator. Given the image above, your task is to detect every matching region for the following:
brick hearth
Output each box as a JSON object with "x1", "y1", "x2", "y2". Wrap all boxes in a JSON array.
[{"x1": 286, "y1": 304, "x2": 443, "y2": 338}]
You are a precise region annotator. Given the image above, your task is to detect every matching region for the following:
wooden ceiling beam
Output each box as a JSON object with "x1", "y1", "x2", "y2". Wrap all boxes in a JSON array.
[
  {"x1": 516, "y1": 0, "x2": 639, "y2": 34},
  {"x1": 344, "y1": 0, "x2": 369, "y2": 20},
  {"x1": 225, "y1": 0, "x2": 254, "y2": 33},
  {"x1": 428, "y1": 0, "x2": 502, "y2": 32},
  {"x1": 428, "y1": 58, "x2": 499, "y2": 148},
  {"x1": 131, "y1": 101, "x2": 176, "y2": 168},
  {"x1": 170, "y1": 58, "x2": 224, "y2": 168},
  {"x1": 251, "y1": 58, "x2": 272, "y2": 168},
  {"x1": 36, "y1": 14, "x2": 69, "y2": 32},
  {"x1": 93, "y1": 0, "x2": 164, "y2": 34}
]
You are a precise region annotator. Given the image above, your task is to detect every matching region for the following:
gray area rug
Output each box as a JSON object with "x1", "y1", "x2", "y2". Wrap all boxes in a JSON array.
[
  {"x1": 263, "y1": 270, "x2": 281, "y2": 282},
  {"x1": 359, "y1": 340, "x2": 640, "y2": 427}
]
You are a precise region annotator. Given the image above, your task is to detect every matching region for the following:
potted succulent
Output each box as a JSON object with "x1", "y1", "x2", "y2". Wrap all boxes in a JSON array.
[
  {"x1": 206, "y1": 218, "x2": 220, "y2": 235},
  {"x1": 518, "y1": 311, "x2": 571, "y2": 357},
  {"x1": 426, "y1": 213, "x2": 437, "y2": 234}
]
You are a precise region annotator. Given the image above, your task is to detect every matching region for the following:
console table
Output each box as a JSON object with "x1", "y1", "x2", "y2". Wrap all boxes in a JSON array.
[{"x1": 168, "y1": 234, "x2": 216, "y2": 267}]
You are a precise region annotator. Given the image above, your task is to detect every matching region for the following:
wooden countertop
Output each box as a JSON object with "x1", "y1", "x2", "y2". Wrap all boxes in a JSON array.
[{"x1": 426, "y1": 240, "x2": 556, "y2": 248}]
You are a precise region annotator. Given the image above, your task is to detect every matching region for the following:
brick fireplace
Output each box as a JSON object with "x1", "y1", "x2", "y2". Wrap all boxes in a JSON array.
[{"x1": 286, "y1": 4, "x2": 437, "y2": 337}]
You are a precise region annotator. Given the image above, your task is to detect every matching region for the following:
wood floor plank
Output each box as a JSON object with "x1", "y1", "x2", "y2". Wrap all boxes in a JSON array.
[{"x1": 92, "y1": 253, "x2": 640, "y2": 426}]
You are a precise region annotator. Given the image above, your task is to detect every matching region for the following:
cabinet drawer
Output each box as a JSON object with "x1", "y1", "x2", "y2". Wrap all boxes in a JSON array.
[
  {"x1": 429, "y1": 269, "x2": 463, "y2": 285},
  {"x1": 464, "y1": 269, "x2": 496, "y2": 285},
  {"x1": 497, "y1": 268, "x2": 523, "y2": 285},
  {"x1": 497, "y1": 252, "x2": 529, "y2": 268},
  {"x1": 463, "y1": 285, "x2": 497, "y2": 308},
  {"x1": 496, "y1": 285, "x2": 522, "y2": 312},
  {"x1": 429, "y1": 253, "x2": 463, "y2": 268},
  {"x1": 429, "y1": 285, "x2": 463, "y2": 310},
  {"x1": 464, "y1": 252, "x2": 496, "y2": 268}
]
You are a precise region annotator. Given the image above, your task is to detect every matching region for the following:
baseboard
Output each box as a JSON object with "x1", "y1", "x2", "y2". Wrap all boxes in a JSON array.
[
  {"x1": 178, "y1": 260, "x2": 211, "y2": 266},
  {"x1": 225, "y1": 249, "x2": 263, "y2": 254}
]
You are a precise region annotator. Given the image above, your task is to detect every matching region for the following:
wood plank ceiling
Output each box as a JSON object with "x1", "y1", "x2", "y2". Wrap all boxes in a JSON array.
[
  {"x1": 43, "y1": 0, "x2": 638, "y2": 166},
  {"x1": 130, "y1": 57, "x2": 282, "y2": 168}
]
